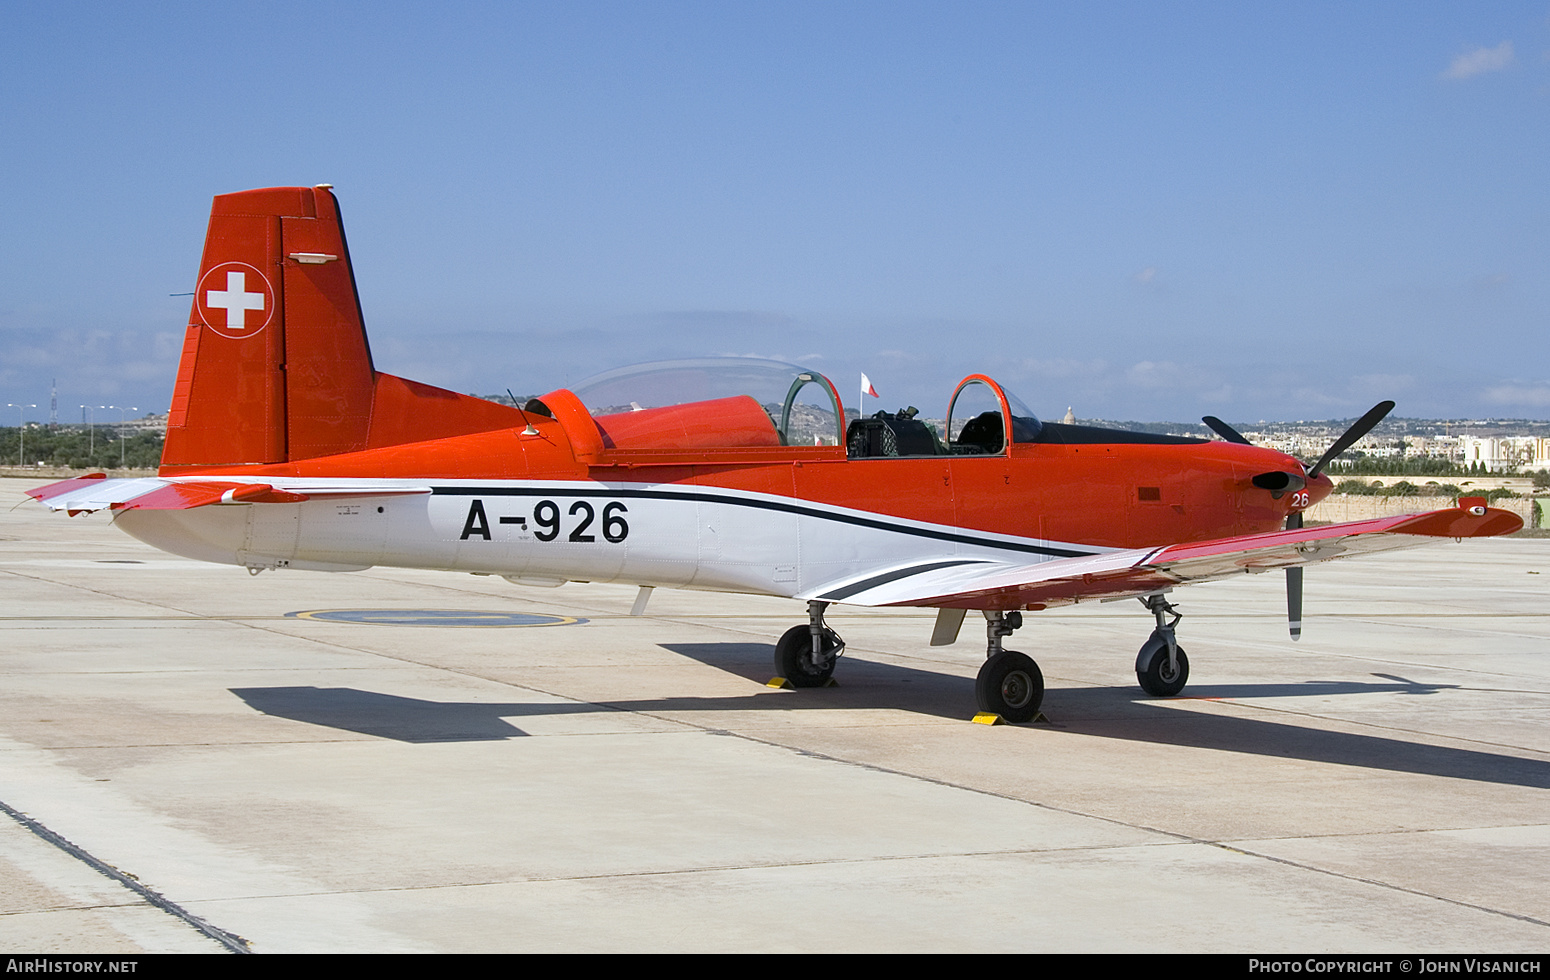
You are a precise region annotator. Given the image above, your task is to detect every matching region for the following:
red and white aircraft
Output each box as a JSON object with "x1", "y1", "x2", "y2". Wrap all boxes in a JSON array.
[{"x1": 29, "y1": 186, "x2": 1522, "y2": 722}]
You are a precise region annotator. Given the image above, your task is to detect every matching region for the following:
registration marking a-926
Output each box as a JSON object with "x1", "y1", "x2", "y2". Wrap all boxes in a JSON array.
[{"x1": 460, "y1": 498, "x2": 630, "y2": 543}]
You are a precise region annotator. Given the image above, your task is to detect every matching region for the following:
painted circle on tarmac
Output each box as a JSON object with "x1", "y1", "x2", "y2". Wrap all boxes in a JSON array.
[{"x1": 287, "y1": 609, "x2": 585, "y2": 628}]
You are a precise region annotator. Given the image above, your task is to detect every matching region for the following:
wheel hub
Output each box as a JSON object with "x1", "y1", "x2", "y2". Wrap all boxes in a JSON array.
[{"x1": 1000, "y1": 671, "x2": 1033, "y2": 709}]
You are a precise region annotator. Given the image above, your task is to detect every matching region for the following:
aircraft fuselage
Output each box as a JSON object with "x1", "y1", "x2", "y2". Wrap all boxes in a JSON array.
[{"x1": 129, "y1": 432, "x2": 1313, "y2": 605}]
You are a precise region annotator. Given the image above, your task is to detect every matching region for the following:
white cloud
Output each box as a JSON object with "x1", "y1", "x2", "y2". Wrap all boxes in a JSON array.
[
  {"x1": 1288, "y1": 386, "x2": 1359, "y2": 410},
  {"x1": 1124, "y1": 361, "x2": 1227, "y2": 400},
  {"x1": 1009, "y1": 357, "x2": 1111, "y2": 380},
  {"x1": 1442, "y1": 41, "x2": 1515, "y2": 80},
  {"x1": 1350, "y1": 373, "x2": 1416, "y2": 397},
  {"x1": 0, "y1": 328, "x2": 184, "y2": 409},
  {"x1": 1275, "y1": 375, "x2": 1416, "y2": 415},
  {"x1": 1132, "y1": 267, "x2": 1159, "y2": 285},
  {"x1": 1482, "y1": 382, "x2": 1550, "y2": 408}
]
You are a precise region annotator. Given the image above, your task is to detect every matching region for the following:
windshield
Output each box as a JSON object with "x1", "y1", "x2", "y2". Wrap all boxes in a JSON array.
[{"x1": 944, "y1": 376, "x2": 1042, "y2": 455}]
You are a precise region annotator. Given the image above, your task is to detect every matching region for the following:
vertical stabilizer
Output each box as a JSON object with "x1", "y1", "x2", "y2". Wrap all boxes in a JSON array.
[
  {"x1": 163, "y1": 186, "x2": 375, "y2": 466},
  {"x1": 162, "y1": 185, "x2": 527, "y2": 472}
]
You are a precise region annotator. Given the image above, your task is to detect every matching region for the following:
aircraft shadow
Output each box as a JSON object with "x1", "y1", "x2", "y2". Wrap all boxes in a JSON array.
[
  {"x1": 232, "y1": 686, "x2": 561, "y2": 743},
  {"x1": 229, "y1": 649, "x2": 1550, "y2": 790},
  {"x1": 1052, "y1": 700, "x2": 1550, "y2": 789},
  {"x1": 1171, "y1": 678, "x2": 1460, "y2": 699},
  {"x1": 654, "y1": 640, "x2": 977, "y2": 719}
]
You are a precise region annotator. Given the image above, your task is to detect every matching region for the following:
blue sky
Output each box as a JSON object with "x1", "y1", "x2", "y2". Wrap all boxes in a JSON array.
[{"x1": 2, "y1": 2, "x2": 1546, "y2": 424}]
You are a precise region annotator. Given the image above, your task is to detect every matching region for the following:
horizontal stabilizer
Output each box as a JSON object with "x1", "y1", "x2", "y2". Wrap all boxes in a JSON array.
[
  {"x1": 110, "y1": 482, "x2": 309, "y2": 510},
  {"x1": 28, "y1": 477, "x2": 429, "y2": 514}
]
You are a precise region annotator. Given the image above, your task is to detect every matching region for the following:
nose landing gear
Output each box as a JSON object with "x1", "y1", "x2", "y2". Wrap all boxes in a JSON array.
[
  {"x1": 1135, "y1": 593, "x2": 1190, "y2": 697},
  {"x1": 974, "y1": 610, "x2": 1044, "y2": 723},
  {"x1": 773, "y1": 600, "x2": 845, "y2": 687}
]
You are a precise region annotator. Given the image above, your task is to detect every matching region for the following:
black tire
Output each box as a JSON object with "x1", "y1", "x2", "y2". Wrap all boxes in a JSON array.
[
  {"x1": 774, "y1": 624, "x2": 842, "y2": 688},
  {"x1": 975, "y1": 651, "x2": 1044, "y2": 723},
  {"x1": 1135, "y1": 635, "x2": 1189, "y2": 697}
]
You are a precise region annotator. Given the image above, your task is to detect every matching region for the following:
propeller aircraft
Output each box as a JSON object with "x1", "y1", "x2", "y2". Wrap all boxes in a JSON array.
[{"x1": 28, "y1": 186, "x2": 1523, "y2": 722}]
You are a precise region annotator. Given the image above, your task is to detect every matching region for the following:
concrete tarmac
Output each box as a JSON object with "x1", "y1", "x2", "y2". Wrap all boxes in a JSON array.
[{"x1": 1, "y1": 476, "x2": 1547, "y2": 953}]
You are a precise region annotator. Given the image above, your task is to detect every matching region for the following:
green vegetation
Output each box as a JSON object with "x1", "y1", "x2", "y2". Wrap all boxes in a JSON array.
[
  {"x1": 1327, "y1": 459, "x2": 1550, "y2": 482},
  {"x1": 1333, "y1": 479, "x2": 1517, "y2": 502},
  {"x1": 1333, "y1": 479, "x2": 1454, "y2": 496},
  {"x1": 0, "y1": 427, "x2": 163, "y2": 470},
  {"x1": 1324, "y1": 457, "x2": 1464, "y2": 477}
]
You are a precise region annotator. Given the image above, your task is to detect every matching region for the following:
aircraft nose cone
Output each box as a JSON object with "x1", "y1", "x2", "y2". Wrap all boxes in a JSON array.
[{"x1": 1307, "y1": 470, "x2": 1334, "y2": 505}]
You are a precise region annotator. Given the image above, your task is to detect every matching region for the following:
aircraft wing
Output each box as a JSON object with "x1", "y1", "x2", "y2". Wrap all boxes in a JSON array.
[
  {"x1": 801, "y1": 503, "x2": 1523, "y2": 609},
  {"x1": 26, "y1": 475, "x2": 429, "y2": 514}
]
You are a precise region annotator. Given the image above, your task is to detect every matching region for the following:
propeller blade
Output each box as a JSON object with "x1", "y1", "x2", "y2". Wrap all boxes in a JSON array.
[
  {"x1": 1285, "y1": 511, "x2": 1303, "y2": 640},
  {"x1": 1202, "y1": 416, "x2": 1251, "y2": 444},
  {"x1": 1307, "y1": 401, "x2": 1395, "y2": 479},
  {"x1": 1286, "y1": 565, "x2": 1303, "y2": 640},
  {"x1": 1276, "y1": 400, "x2": 1392, "y2": 641}
]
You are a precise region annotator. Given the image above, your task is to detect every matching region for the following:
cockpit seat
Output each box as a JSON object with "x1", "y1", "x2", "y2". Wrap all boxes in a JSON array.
[
  {"x1": 846, "y1": 409, "x2": 941, "y2": 459},
  {"x1": 954, "y1": 411, "x2": 1005, "y2": 454}
]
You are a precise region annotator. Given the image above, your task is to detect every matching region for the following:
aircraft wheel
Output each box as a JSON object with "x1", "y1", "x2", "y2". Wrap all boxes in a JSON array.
[
  {"x1": 774, "y1": 624, "x2": 841, "y2": 688},
  {"x1": 975, "y1": 651, "x2": 1043, "y2": 723},
  {"x1": 1135, "y1": 633, "x2": 1189, "y2": 697}
]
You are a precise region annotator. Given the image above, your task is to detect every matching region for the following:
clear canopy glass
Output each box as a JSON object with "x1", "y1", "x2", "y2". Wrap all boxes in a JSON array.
[{"x1": 570, "y1": 357, "x2": 846, "y2": 447}]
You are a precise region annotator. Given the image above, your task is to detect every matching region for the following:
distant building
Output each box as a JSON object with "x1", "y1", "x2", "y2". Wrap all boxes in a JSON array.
[
  {"x1": 1403, "y1": 435, "x2": 1464, "y2": 460},
  {"x1": 1459, "y1": 435, "x2": 1550, "y2": 472}
]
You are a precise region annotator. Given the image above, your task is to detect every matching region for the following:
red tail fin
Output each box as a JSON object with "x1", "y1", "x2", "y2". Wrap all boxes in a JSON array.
[{"x1": 162, "y1": 186, "x2": 523, "y2": 470}]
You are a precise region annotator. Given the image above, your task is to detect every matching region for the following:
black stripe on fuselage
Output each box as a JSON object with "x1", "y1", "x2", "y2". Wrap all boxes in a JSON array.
[
  {"x1": 428, "y1": 485, "x2": 1096, "y2": 560},
  {"x1": 814, "y1": 559, "x2": 993, "y2": 602}
]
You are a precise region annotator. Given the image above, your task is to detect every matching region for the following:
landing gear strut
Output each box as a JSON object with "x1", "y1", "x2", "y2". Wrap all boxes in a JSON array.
[
  {"x1": 774, "y1": 600, "x2": 845, "y2": 687},
  {"x1": 974, "y1": 610, "x2": 1044, "y2": 723},
  {"x1": 1135, "y1": 593, "x2": 1189, "y2": 697}
]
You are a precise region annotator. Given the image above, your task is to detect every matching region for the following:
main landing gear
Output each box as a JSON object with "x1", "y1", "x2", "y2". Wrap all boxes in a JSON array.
[
  {"x1": 1135, "y1": 593, "x2": 1189, "y2": 697},
  {"x1": 772, "y1": 596, "x2": 1185, "y2": 717},
  {"x1": 773, "y1": 600, "x2": 845, "y2": 687},
  {"x1": 975, "y1": 610, "x2": 1044, "y2": 723}
]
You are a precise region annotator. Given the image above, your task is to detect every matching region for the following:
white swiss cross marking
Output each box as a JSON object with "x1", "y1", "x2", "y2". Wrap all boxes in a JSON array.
[{"x1": 205, "y1": 271, "x2": 266, "y2": 330}]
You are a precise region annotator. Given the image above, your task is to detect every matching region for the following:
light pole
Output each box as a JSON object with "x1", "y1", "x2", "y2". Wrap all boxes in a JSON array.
[
  {"x1": 107, "y1": 406, "x2": 137, "y2": 468},
  {"x1": 80, "y1": 405, "x2": 94, "y2": 458},
  {"x1": 97, "y1": 406, "x2": 111, "y2": 467},
  {"x1": 7, "y1": 404, "x2": 35, "y2": 466}
]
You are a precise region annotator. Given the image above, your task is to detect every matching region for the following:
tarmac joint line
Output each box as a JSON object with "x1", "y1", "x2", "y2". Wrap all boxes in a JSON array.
[{"x1": 0, "y1": 796, "x2": 251, "y2": 953}]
